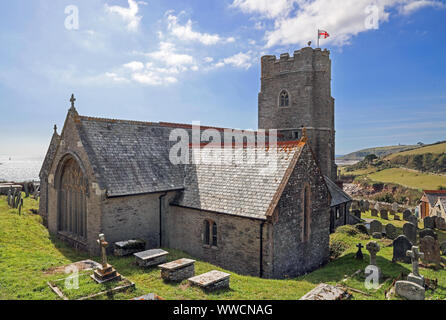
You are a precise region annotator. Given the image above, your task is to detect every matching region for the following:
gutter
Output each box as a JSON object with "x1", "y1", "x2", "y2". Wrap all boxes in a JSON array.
[
  {"x1": 259, "y1": 221, "x2": 265, "y2": 278},
  {"x1": 159, "y1": 192, "x2": 168, "y2": 247}
]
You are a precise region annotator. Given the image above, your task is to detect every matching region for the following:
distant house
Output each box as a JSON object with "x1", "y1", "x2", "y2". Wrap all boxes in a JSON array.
[
  {"x1": 433, "y1": 197, "x2": 446, "y2": 219},
  {"x1": 420, "y1": 190, "x2": 446, "y2": 218}
]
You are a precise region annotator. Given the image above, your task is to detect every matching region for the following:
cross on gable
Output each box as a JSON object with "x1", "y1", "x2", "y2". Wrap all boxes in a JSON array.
[{"x1": 70, "y1": 94, "x2": 76, "y2": 109}]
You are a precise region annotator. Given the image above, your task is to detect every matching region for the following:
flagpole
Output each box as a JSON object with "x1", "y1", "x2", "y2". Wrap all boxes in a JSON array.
[{"x1": 317, "y1": 29, "x2": 319, "y2": 48}]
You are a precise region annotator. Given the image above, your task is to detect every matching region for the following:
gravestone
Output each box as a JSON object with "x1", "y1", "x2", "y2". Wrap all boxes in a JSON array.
[
  {"x1": 435, "y1": 217, "x2": 446, "y2": 230},
  {"x1": 385, "y1": 223, "x2": 398, "y2": 240},
  {"x1": 380, "y1": 210, "x2": 389, "y2": 220},
  {"x1": 406, "y1": 246, "x2": 424, "y2": 287},
  {"x1": 424, "y1": 216, "x2": 435, "y2": 230},
  {"x1": 351, "y1": 201, "x2": 359, "y2": 210},
  {"x1": 188, "y1": 270, "x2": 231, "y2": 292},
  {"x1": 403, "y1": 210, "x2": 412, "y2": 221},
  {"x1": 408, "y1": 215, "x2": 418, "y2": 228},
  {"x1": 114, "y1": 239, "x2": 146, "y2": 256},
  {"x1": 364, "y1": 200, "x2": 370, "y2": 212},
  {"x1": 372, "y1": 232, "x2": 382, "y2": 239},
  {"x1": 419, "y1": 228, "x2": 437, "y2": 240},
  {"x1": 355, "y1": 243, "x2": 364, "y2": 260},
  {"x1": 389, "y1": 210, "x2": 396, "y2": 216},
  {"x1": 395, "y1": 281, "x2": 425, "y2": 300},
  {"x1": 355, "y1": 224, "x2": 368, "y2": 235},
  {"x1": 403, "y1": 222, "x2": 417, "y2": 244},
  {"x1": 371, "y1": 209, "x2": 378, "y2": 217},
  {"x1": 392, "y1": 235, "x2": 413, "y2": 263},
  {"x1": 366, "y1": 241, "x2": 381, "y2": 280},
  {"x1": 392, "y1": 202, "x2": 399, "y2": 212},
  {"x1": 91, "y1": 234, "x2": 121, "y2": 284},
  {"x1": 394, "y1": 214, "x2": 401, "y2": 221},
  {"x1": 353, "y1": 210, "x2": 361, "y2": 219},
  {"x1": 440, "y1": 242, "x2": 446, "y2": 255},
  {"x1": 420, "y1": 236, "x2": 441, "y2": 264},
  {"x1": 359, "y1": 200, "x2": 364, "y2": 212},
  {"x1": 370, "y1": 220, "x2": 382, "y2": 234}
]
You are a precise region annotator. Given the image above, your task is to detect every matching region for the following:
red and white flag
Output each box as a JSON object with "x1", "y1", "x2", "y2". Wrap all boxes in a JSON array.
[{"x1": 318, "y1": 30, "x2": 330, "y2": 39}]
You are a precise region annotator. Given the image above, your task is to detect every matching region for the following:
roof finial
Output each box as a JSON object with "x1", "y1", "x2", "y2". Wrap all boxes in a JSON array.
[
  {"x1": 53, "y1": 124, "x2": 58, "y2": 134},
  {"x1": 69, "y1": 94, "x2": 76, "y2": 111}
]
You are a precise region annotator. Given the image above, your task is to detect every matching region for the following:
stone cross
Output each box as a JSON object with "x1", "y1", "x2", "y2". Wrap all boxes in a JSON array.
[
  {"x1": 356, "y1": 243, "x2": 364, "y2": 260},
  {"x1": 407, "y1": 246, "x2": 424, "y2": 277},
  {"x1": 70, "y1": 94, "x2": 76, "y2": 109},
  {"x1": 97, "y1": 234, "x2": 109, "y2": 268},
  {"x1": 366, "y1": 241, "x2": 380, "y2": 266}
]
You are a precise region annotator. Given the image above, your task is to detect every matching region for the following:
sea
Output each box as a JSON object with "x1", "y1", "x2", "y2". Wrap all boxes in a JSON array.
[{"x1": 0, "y1": 156, "x2": 44, "y2": 182}]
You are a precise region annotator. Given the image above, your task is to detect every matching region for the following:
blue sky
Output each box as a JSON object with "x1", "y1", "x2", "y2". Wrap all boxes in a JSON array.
[{"x1": 0, "y1": 0, "x2": 445, "y2": 157}]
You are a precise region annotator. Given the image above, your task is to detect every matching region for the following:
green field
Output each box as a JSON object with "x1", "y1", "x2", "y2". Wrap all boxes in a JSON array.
[
  {"x1": 337, "y1": 145, "x2": 419, "y2": 161},
  {"x1": 2, "y1": 195, "x2": 446, "y2": 300},
  {"x1": 385, "y1": 142, "x2": 446, "y2": 160},
  {"x1": 367, "y1": 168, "x2": 446, "y2": 191}
]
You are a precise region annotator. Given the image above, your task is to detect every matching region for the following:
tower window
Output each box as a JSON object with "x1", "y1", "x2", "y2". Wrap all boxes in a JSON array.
[{"x1": 279, "y1": 90, "x2": 289, "y2": 107}]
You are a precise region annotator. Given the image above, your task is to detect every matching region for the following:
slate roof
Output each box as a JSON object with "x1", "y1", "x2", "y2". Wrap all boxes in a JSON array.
[
  {"x1": 173, "y1": 142, "x2": 305, "y2": 220},
  {"x1": 437, "y1": 197, "x2": 446, "y2": 210},
  {"x1": 422, "y1": 190, "x2": 446, "y2": 206},
  {"x1": 323, "y1": 176, "x2": 352, "y2": 207},
  {"x1": 76, "y1": 116, "x2": 185, "y2": 197}
]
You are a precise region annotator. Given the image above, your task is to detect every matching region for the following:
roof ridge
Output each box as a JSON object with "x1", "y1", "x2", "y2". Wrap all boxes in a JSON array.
[{"x1": 78, "y1": 115, "x2": 157, "y2": 126}]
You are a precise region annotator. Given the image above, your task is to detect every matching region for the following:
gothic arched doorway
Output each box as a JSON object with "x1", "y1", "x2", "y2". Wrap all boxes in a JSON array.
[{"x1": 58, "y1": 157, "x2": 87, "y2": 240}]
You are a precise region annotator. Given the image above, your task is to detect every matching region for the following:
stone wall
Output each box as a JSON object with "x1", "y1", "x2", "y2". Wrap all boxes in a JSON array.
[
  {"x1": 258, "y1": 47, "x2": 336, "y2": 181},
  {"x1": 45, "y1": 110, "x2": 103, "y2": 254},
  {"x1": 101, "y1": 191, "x2": 177, "y2": 251},
  {"x1": 164, "y1": 205, "x2": 272, "y2": 277},
  {"x1": 271, "y1": 143, "x2": 330, "y2": 278}
]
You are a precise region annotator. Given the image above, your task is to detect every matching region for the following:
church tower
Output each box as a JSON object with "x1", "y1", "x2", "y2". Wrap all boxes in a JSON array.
[{"x1": 258, "y1": 47, "x2": 337, "y2": 181}]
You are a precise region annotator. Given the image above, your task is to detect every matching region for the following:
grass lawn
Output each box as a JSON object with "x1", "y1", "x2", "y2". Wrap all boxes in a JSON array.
[
  {"x1": 1, "y1": 195, "x2": 446, "y2": 300},
  {"x1": 367, "y1": 168, "x2": 446, "y2": 191},
  {"x1": 385, "y1": 142, "x2": 446, "y2": 160}
]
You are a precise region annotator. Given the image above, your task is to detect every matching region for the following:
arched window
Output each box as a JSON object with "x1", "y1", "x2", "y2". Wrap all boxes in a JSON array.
[
  {"x1": 302, "y1": 185, "x2": 311, "y2": 242},
  {"x1": 58, "y1": 157, "x2": 87, "y2": 240},
  {"x1": 279, "y1": 90, "x2": 289, "y2": 107},
  {"x1": 203, "y1": 219, "x2": 218, "y2": 247}
]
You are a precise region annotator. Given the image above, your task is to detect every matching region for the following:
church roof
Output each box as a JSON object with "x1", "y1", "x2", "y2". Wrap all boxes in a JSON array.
[
  {"x1": 323, "y1": 176, "x2": 352, "y2": 207},
  {"x1": 422, "y1": 190, "x2": 446, "y2": 206},
  {"x1": 76, "y1": 116, "x2": 186, "y2": 197},
  {"x1": 173, "y1": 141, "x2": 306, "y2": 220}
]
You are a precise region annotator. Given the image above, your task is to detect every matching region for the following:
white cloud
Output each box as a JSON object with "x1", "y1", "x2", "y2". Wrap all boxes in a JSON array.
[
  {"x1": 147, "y1": 41, "x2": 195, "y2": 66},
  {"x1": 231, "y1": 0, "x2": 295, "y2": 18},
  {"x1": 105, "y1": 0, "x2": 142, "y2": 32},
  {"x1": 123, "y1": 61, "x2": 145, "y2": 71},
  {"x1": 214, "y1": 52, "x2": 253, "y2": 70},
  {"x1": 399, "y1": 0, "x2": 445, "y2": 15},
  {"x1": 105, "y1": 72, "x2": 129, "y2": 83},
  {"x1": 167, "y1": 13, "x2": 235, "y2": 45},
  {"x1": 231, "y1": 0, "x2": 446, "y2": 48}
]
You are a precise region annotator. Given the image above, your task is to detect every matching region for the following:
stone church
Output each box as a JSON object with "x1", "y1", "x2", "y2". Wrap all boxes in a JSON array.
[{"x1": 39, "y1": 47, "x2": 351, "y2": 279}]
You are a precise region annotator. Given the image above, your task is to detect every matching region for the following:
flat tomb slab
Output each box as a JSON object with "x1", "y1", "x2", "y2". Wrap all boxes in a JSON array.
[
  {"x1": 114, "y1": 239, "x2": 146, "y2": 256},
  {"x1": 188, "y1": 270, "x2": 230, "y2": 291},
  {"x1": 159, "y1": 259, "x2": 195, "y2": 282},
  {"x1": 134, "y1": 249, "x2": 168, "y2": 267},
  {"x1": 300, "y1": 283, "x2": 350, "y2": 300}
]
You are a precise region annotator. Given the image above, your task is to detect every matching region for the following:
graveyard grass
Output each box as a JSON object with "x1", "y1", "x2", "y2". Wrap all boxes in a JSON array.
[{"x1": 2, "y1": 196, "x2": 446, "y2": 300}]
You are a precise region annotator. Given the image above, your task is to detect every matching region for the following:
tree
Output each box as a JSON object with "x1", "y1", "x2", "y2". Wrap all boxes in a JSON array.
[{"x1": 364, "y1": 154, "x2": 378, "y2": 163}]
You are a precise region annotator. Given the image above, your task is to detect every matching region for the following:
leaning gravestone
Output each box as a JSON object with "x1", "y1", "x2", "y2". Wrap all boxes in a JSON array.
[
  {"x1": 395, "y1": 280, "x2": 425, "y2": 300},
  {"x1": 371, "y1": 209, "x2": 378, "y2": 217},
  {"x1": 403, "y1": 210, "x2": 412, "y2": 221},
  {"x1": 420, "y1": 236, "x2": 441, "y2": 264},
  {"x1": 370, "y1": 220, "x2": 382, "y2": 235},
  {"x1": 380, "y1": 210, "x2": 389, "y2": 220},
  {"x1": 403, "y1": 222, "x2": 417, "y2": 245},
  {"x1": 419, "y1": 228, "x2": 438, "y2": 241},
  {"x1": 423, "y1": 216, "x2": 435, "y2": 230},
  {"x1": 385, "y1": 224, "x2": 398, "y2": 240},
  {"x1": 440, "y1": 242, "x2": 446, "y2": 256},
  {"x1": 392, "y1": 235, "x2": 413, "y2": 263}
]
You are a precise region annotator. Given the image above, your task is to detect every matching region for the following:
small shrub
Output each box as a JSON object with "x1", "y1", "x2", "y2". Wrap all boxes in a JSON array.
[
  {"x1": 329, "y1": 238, "x2": 349, "y2": 260},
  {"x1": 335, "y1": 225, "x2": 359, "y2": 237}
]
